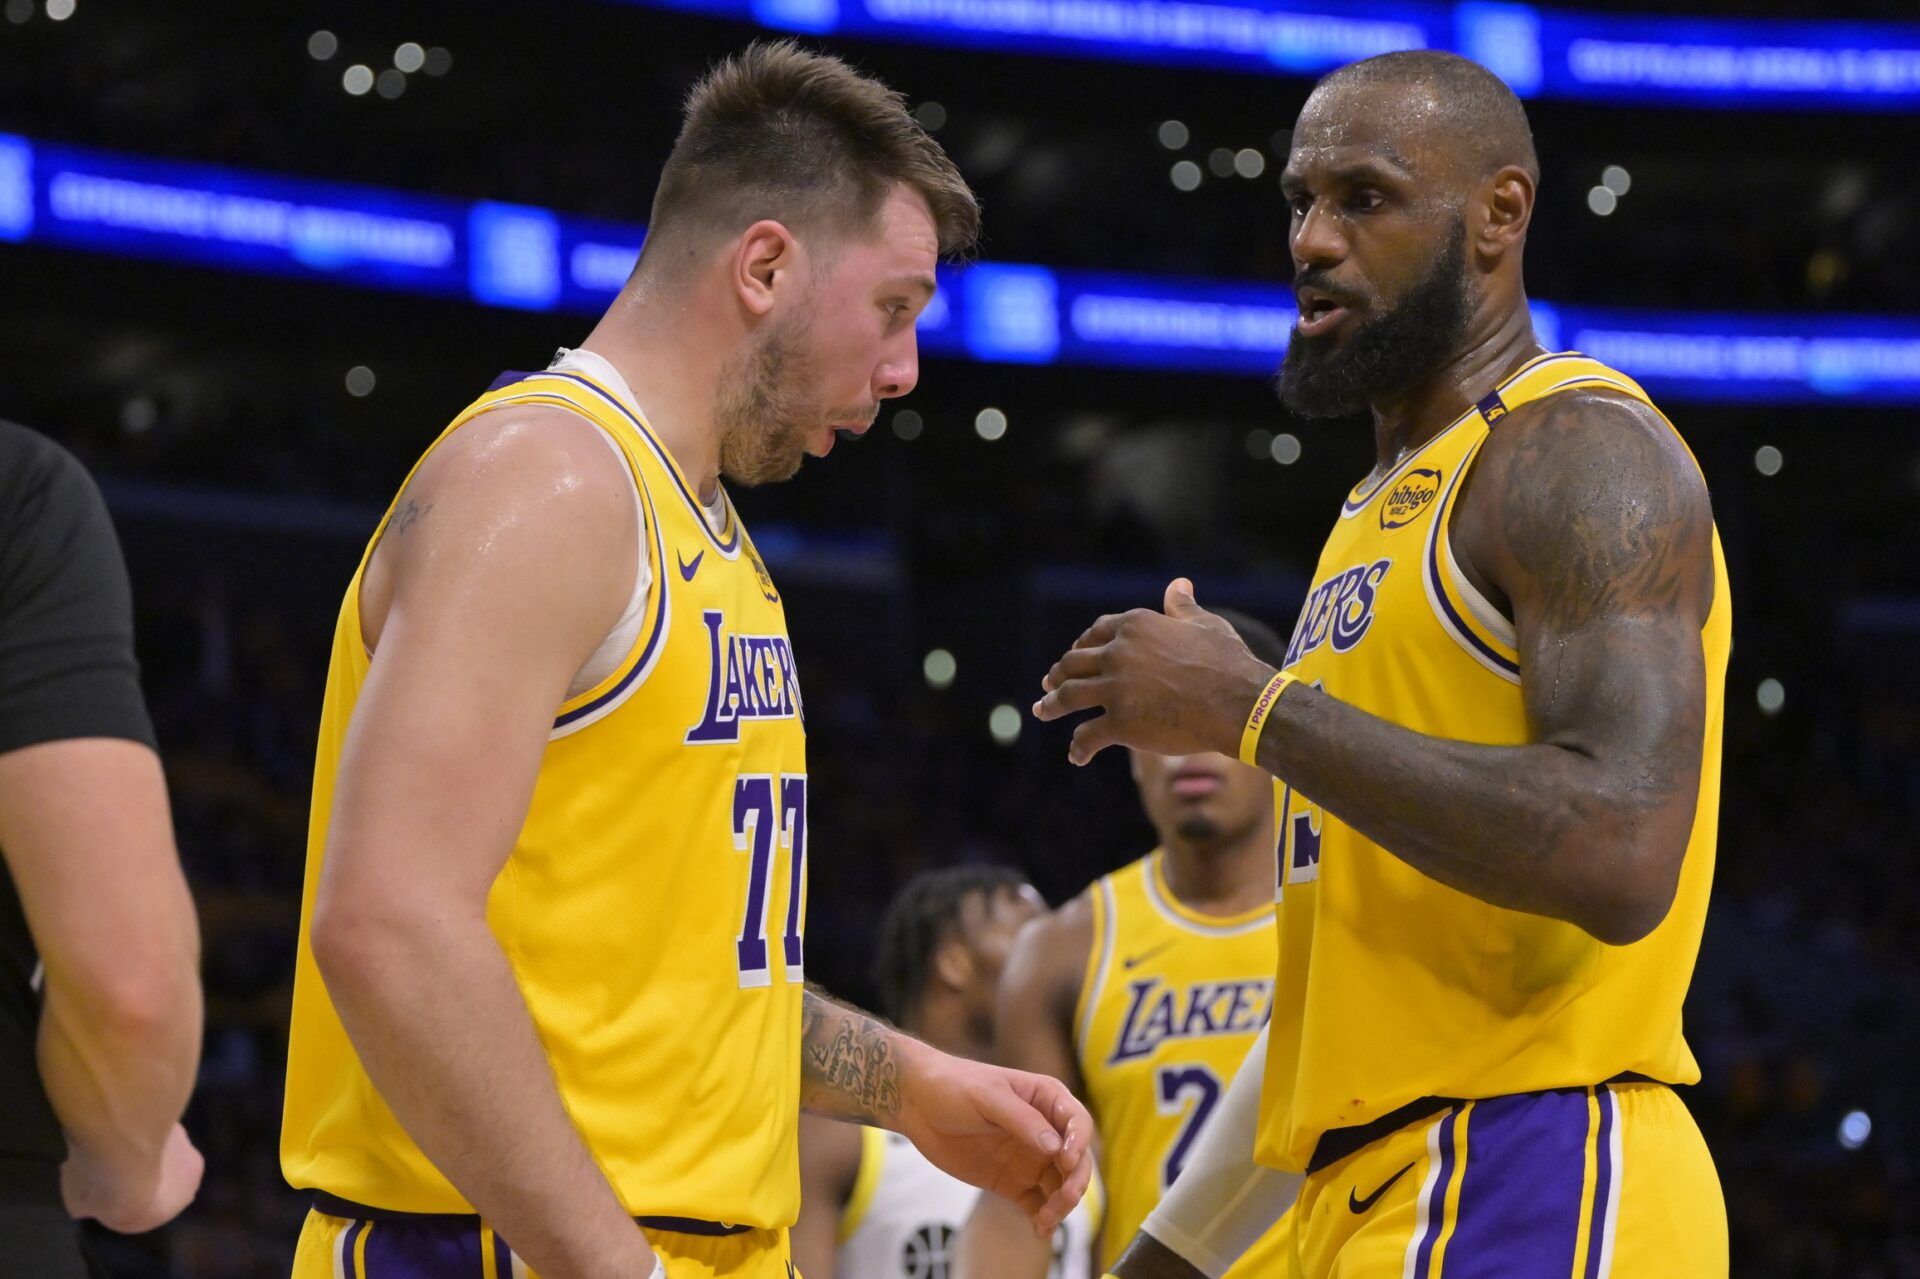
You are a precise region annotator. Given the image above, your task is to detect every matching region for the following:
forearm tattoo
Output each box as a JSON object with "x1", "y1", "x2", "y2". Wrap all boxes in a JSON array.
[{"x1": 801, "y1": 987, "x2": 904, "y2": 1123}]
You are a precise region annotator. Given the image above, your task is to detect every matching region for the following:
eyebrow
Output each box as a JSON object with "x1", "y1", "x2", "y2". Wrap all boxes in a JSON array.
[
  {"x1": 1281, "y1": 157, "x2": 1414, "y2": 192},
  {"x1": 889, "y1": 273, "x2": 938, "y2": 299}
]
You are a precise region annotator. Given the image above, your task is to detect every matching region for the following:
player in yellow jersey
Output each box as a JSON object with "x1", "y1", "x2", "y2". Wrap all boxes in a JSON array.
[
  {"x1": 1036, "y1": 51, "x2": 1730, "y2": 1279},
  {"x1": 795, "y1": 866, "x2": 1103, "y2": 1279},
  {"x1": 280, "y1": 43, "x2": 1088, "y2": 1279},
  {"x1": 956, "y1": 611, "x2": 1297, "y2": 1279}
]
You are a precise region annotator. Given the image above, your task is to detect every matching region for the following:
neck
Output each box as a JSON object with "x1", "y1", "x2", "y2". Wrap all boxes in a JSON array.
[
  {"x1": 907, "y1": 997, "x2": 988, "y2": 1061},
  {"x1": 1368, "y1": 298, "x2": 1543, "y2": 469},
  {"x1": 579, "y1": 273, "x2": 728, "y2": 503},
  {"x1": 1159, "y1": 823, "x2": 1274, "y2": 917}
]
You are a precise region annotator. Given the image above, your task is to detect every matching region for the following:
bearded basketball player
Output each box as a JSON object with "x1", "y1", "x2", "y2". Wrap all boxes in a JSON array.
[{"x1": 1039, "y1": 50, "x2": 1730, "y2": 1279}]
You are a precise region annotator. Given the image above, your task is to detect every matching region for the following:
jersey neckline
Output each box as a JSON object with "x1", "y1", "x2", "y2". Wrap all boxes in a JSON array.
[
  {"x1": 1339, "y1": 349, "x2": 1576, "y2": 519},
  {"x1": 1143, "y1": 850, "x2": 1274, "y2": 936}
]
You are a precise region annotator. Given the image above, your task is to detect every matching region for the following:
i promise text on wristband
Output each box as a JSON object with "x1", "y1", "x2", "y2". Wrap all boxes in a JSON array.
[{"x1": 1238, "y1": 670, "x2": 1298, "y2": 766}]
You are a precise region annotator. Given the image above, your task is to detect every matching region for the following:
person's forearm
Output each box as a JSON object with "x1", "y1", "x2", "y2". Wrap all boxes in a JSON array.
[
  {"x1": 1111, "y1": 1233, "x2": 1211, "y2": 1279},
  {"x1": 317, "y1": 911, "x2": 652, "y2": 1279},
  {"x1": 1250, "y1": 681, "x2": 1690, "y2": 942},
  {"x1": 954, "y1": 1188, "x2": 1056, "y2": 1279},
  {"x1": 38, "y1": 927, "x2": 200, "y2": 1187},
  {"x1": 799, "y1": 986, "x2": 923, "y2": 1127}
]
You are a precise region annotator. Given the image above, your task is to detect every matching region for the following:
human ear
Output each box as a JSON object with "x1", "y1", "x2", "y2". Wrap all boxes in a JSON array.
[{"x1": 733, "y1": 219, "x2": 798, "y2": 316}]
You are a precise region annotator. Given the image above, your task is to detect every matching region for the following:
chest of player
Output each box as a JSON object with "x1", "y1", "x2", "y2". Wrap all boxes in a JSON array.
[
  {"x1": 1283, "y1": 422, "x2": 1527, "y2": 728},
  {"x1": 547, "y1": 427, "x2": 804, "y2": 763},
  {"x1": 1097, "y1": 972, "x2": 1273, "y2": 1071}
]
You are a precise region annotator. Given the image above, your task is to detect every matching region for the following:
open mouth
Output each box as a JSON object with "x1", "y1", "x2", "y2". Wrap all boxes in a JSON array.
[{"x1": 1295, "y1": 287, "x2": 1355, "y2": 338}]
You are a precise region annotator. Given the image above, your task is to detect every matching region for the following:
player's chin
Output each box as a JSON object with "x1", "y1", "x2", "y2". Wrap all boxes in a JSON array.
[{"x1": 1174, "y1": 814, "x2": 1222, "y2": 842}]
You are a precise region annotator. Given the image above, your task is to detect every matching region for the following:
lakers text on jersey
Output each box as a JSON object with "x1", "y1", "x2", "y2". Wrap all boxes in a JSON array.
[
  {"x1": 1257, "y1": 353, "x2": 1731, "y2": 1275},
  {"x1": 1075, "y1": 852, "x2": 1293, "y2": 1276},
  {"x1": 280, "y1": 367, "x2": 810, "y2": 1233}
]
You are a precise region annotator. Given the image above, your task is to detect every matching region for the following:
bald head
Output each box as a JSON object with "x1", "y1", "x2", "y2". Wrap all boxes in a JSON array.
[
  {"x1": 1275, "y1": 52, "x2": 1540, "y2": 418},
  {"x1": 1304, "y1": 51, "x2": 1538, "y2": 189}
]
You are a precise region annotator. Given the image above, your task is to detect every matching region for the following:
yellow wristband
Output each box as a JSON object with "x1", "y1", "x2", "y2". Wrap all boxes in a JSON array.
[{"x1": 1238, "y1": 670, "x2": 1297, "y2": 766}]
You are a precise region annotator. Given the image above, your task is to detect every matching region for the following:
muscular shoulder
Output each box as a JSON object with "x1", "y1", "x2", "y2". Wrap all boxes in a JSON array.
[
  {"x1": 1006, "y1": 890, "x2": 1097, "y2": 1008},
  {"x1": 407, "y1": 404, "x2": 632, "y2": 519},
  {"x1": 1456, "y1": 388, "x2": 1714, "y2": 627},
  {"x1": 363, "y1": 404, "x2": 637, "y2": 651}
]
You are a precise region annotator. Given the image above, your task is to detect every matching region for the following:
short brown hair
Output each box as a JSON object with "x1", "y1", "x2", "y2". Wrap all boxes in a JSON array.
[{"x1": 646, "y1": 41, "x2": 980, "y2": 263}]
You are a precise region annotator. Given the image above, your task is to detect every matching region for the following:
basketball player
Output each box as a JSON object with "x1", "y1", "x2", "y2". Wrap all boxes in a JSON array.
[
  {"x1": 956, "y1": 611, "x2": 1294, "y2": 1279},
  {"x1": 795, "y1": 866, "x2": 1101, "y2": 1279},
  {"x1": 1036, "y1": 51, "x2": 1730, "y2": 1278},
  {"x1": 280, "y1": 44, "x2": 1088, "y2": 1279}
]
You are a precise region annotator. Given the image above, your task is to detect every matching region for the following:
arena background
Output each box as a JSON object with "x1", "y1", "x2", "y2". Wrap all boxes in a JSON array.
[{"x1": 4, "y1": 1, "x2": 1919, "y2": 1274}]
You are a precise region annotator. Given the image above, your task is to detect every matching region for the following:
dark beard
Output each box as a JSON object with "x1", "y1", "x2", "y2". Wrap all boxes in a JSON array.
[{"x1": 1275, "y1": 222, "x2": 1472, "y2": 419}]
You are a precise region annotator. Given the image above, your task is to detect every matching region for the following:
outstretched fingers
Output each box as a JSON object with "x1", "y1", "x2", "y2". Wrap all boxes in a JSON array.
[
  {"x1": 1032, "y1": 674, "x2": 1112, "y2": 724},
  {"x1": 1068, "y1": 715, "x2": 1121, "y2": 766},
  {"x1": 1040, "y1": 645, "x2": 1107, "y2": 696}
]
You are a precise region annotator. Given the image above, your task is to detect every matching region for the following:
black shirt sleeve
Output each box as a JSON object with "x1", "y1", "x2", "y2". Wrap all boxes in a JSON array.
[{"x1": 0, "y1": 421, "x2": 155, "y2": 756}]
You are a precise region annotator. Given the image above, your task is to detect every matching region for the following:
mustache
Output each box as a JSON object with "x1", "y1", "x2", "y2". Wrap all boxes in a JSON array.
[{"x1": 1292, "y1": 270, "x2": 1366, "y2": 309}]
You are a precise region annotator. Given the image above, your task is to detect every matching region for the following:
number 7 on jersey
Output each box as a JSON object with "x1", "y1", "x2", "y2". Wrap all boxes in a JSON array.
[{"x1": 733, "y1": 773, "x2": 807, "y2": 987}]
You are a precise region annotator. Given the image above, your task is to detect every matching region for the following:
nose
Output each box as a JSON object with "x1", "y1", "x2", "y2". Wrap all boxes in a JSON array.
[
  {"x1": 874, "y1": 330, "x2": 919, "y2": 401},
  {"x1": 1291, "y1": 200, "x2": 1347, "y2": 274}
]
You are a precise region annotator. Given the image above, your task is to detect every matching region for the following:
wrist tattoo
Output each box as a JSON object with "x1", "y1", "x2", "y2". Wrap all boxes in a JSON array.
[{"x1": 801, "y1": 988, "x2": 903, "y2": 1122}]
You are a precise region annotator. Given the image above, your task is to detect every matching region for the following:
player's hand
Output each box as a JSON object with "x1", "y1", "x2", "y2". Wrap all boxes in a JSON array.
[
  {"x1": 896, "y1": 1048, "x2": 1093, "y2": 1237},
  {"x1": 1034, "y1": 579, "x2": 1275, "y2": 766},
  {"x1": 62, "y1": 1122, "x2": 204, "y2": 1234}
]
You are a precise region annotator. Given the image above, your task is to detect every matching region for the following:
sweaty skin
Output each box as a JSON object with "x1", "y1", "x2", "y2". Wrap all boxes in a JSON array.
[
  {"x1": 315, "y1": 178, "x2": 1089, "y2": 1279},
  {"x1": 1034, "y1": 73, "x2": 1714, "y2": 950},
  {"x1": 1038, "y1": 56, "x2": 1719, "y2": 1279}
]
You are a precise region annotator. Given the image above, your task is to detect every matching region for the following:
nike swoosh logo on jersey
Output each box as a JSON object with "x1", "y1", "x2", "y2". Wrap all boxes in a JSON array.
[
  {"x1": 1122, "y1": 940, "x2": 1177, "y2": 970},
  {"x1": 678, "y1": 549, "x2": 704, "y2": 581},
  {"x1": 1349, "y1": 1161, "x2": 1415, "y2": 1214}
]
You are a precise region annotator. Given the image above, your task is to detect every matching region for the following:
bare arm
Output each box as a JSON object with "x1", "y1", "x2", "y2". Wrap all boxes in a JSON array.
[
  {"x1": 800, "y1": 985, "x2": 1093, "y2": 1234},
  {"x1": 793, "y1": 1113, "x2": 863, "y2": 1279},
  {"x1": 0, "y1": 739, "x2": 202, "y2": 1233},
  {"x1": 956, "y1": 901, "x2": 1092, "y2": 1279},
  {"x1": 1036, "y1": 392, "x2": 1715, "y2": 945},
  {"x1": 311, "y1": 410, "x2": 656, "y2": 1279}
]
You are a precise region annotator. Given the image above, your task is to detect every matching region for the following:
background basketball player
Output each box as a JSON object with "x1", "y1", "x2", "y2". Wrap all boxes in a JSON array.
[
  {"x1": 280, "y1": 44, "x2": 1087, "y2": 1279},
  {"x1": 796, "y1": 866, "x2": 1101, "y2": 1279},
  {"x1": 958, "y1": 610, "x2": 1294, "y2": 1279},
  {"x1": 1037, "y1": 51, "x2": 1731, "y2": 1278}
]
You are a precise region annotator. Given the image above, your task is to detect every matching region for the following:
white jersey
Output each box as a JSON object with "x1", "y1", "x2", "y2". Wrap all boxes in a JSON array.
[{"x1": 837, "y1": 1126, "x2": 1102, "y2": 1279}]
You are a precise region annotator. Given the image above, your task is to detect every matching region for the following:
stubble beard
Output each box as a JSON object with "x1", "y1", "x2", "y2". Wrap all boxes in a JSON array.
[{"x1": 715, "y1": 310, "x2": 821, "y2": 487}]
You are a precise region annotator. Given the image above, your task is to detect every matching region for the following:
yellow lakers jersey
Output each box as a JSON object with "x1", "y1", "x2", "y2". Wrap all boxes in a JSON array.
[
  {"x1": 1075, "y1": 852, "x2": 1292, "y2": 1273},
  {"x1": 1255, "y1": 352, "x2": 1732, "y2": 1172},
  {"x1": 281, "y1": 367, "x2": 810, "y2": 1226}
]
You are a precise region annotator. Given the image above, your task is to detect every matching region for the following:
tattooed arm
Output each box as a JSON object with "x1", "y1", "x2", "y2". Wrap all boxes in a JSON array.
[
  {"x1": 800, "y1": 987, "x2": 1095, "y2": 1234},
  {"x1": 799, "y1": 986, "x2": 906, "y2": 1124},
  {"x1": 1035, "y1": 391, "x2": 1715, "y2": 945}
]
